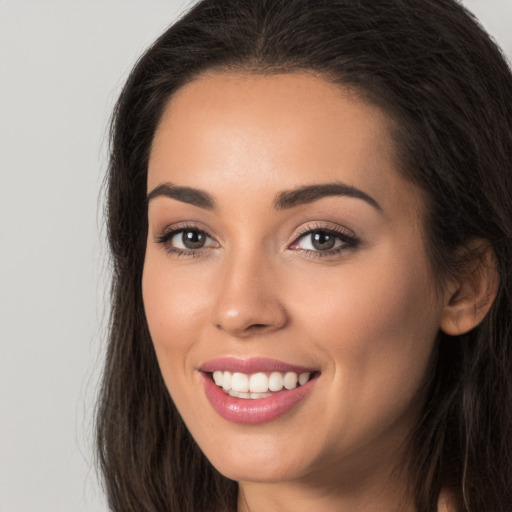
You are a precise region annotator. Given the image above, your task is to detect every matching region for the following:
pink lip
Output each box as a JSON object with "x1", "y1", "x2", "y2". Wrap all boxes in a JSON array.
[
  {"x1": 199, "y1": 356, "x2": 316, "y2": 374},
  {"x1": 199, "y1": 357, "x2": 319, "y2": 425}
]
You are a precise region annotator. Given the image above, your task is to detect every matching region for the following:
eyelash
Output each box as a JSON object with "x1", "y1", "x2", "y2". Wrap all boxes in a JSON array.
[
  {"x1": 290, "y1": 223, "x2": 361, "y2": 258},
  {"x1": 155, "y1": 223, "x2": 214, "y2": 259},
  {"x1": 154, "y1": 222, "x2": 361, "y2": 259}
]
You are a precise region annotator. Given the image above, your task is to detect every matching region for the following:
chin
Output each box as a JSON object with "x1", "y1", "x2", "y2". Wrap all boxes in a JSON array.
[
  {"x1": 202, "y1": 438, "x2": 309, "y2": 484},
  {"x1": 213, "y1": 458, "x2": 302, "y2": 484}
]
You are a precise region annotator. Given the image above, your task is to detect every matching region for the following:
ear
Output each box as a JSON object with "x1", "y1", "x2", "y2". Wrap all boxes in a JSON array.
[{"x1": 440, "y1": 241, "x2": 499, "y2": 336}]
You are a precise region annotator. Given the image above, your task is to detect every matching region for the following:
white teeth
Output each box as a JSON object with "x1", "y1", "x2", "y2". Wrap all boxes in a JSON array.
[
  {"x1": 222, "y1": 371, "x2": 232, "y2": 391},
  {"x1": 299, "y1": 372, "x2": 310, "y2": 386},
  {"x1": 249, "y1": 372, "x2": 268, "y2": 393},
  {"x1": 268, "y1": 372, "x2": 284, "y2": 391},
  {"x1": 283, "y1": 372, "x2": 298, "y2": 390},
  {"x1": 228, "y1": 390, "x2": 251, "y2": 399},
  {"x1": 212, "y1": 370, "x2": 312, "y2": 397},
  {"x1": 250, "y1": 392, "x2": 271, "y2": 399},
  {"x1": 231, "y1": 372, "x2": 249, "y2": 392},
  {"x1": 228, "y1": 390, "x2": 272, "y2": 399}
]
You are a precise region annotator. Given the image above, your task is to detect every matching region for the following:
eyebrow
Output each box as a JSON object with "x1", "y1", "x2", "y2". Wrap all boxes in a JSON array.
[
  {"x1": 274, "y1": 182, "x2": 382, "y2": 212},
  {"x1": 146, "y1": 181, "x2": 382, "y2": 212},
  {"x1": 147, "y1": 183, "x2": 215, "y2": 209}
]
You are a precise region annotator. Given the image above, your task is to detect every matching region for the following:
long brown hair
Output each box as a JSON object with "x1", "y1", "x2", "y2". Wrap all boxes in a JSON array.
[{"x1": 96, "y1": 1, "x2": 512, "y2": 510}]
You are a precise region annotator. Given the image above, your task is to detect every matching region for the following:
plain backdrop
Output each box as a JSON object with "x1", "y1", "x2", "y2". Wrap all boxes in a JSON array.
[{"x1": 0, "y1": 1, "x2": 510, "y2": 511}]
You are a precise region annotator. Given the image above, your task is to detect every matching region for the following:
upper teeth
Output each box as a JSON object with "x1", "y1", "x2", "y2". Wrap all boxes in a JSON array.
[{"x1": 212, "y1": 370, "x2": 311, "y2": 394}]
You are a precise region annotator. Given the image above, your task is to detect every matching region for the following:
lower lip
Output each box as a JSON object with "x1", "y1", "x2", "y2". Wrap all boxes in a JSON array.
[{"x1": 201, "y1": 373, "x2": 317, "y2": 424}]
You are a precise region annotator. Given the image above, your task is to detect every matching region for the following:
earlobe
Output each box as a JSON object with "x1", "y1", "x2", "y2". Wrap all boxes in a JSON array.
[{"x1": 440, "y1": 242, "x2": 499, "y2": 336}]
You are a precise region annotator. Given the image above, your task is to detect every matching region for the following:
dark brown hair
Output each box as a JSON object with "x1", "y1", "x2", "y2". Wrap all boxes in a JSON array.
[{"x1": 96, "y1": 1, "x2": 512, "y2": 510}]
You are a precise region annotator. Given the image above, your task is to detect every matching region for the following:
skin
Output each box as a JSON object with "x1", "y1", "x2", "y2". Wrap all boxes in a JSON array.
[{"x1": 143, "y1": 72, "x2": 458, "y2": 511}]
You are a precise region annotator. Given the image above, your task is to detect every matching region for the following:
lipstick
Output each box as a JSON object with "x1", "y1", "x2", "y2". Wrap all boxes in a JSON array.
[{"x1": 199, "y1": 357, "x2": 319, "y2": 424}]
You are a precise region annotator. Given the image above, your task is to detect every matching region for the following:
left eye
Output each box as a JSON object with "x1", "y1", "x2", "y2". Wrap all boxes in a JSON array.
[
  {"x1": 163, "y1": 228, "x2": 217, "y2": 251},
  {"x1": 291, "y1": 229, "x2": 351, "y2": 252}
]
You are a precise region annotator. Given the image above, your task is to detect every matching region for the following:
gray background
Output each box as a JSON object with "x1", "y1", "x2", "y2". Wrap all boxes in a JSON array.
[{"x1": 1, "y1": 1, "x2": 510, "y2": 511}]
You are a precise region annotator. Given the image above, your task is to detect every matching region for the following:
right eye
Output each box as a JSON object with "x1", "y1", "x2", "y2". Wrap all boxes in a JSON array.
[{"x1": 155, "y1": 226, "x2": 218, "y2": 256}]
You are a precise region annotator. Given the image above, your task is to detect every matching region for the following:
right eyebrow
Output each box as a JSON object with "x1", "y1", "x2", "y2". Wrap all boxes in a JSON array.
[{"x1": 146, "y1": 183, "x2": 215, "y2": 210}]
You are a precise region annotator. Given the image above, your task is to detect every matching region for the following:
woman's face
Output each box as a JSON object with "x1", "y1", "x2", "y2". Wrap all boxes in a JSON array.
[{"x1": 143, "y1": 72, "x2": 445, "y2": 487}]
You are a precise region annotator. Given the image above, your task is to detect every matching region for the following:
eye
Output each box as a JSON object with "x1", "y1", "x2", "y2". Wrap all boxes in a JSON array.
[
  {"x1": 155, "y1": 225, "x2": 218, "y2": 255},
  {"x1": 295, "y1": 230, "x2": 342, "y2": 251},
  {"x1": 171, "y1": 229, "x2": 210, "y2": 250},
  {"x1": 289, "y1": 225, "x2": 360, "y2": 256}
]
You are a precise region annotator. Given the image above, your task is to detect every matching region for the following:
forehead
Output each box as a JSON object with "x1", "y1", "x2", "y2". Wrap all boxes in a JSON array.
[
  {"x1": 148, "y1": 71, "x2": 424, "y2": 222},
  {"x1": 150, "y1": 71, "x2": 392, "y2": 172}
]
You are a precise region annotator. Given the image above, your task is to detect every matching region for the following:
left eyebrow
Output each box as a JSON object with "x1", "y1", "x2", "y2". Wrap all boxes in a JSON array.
[
  {"x1": 147, "y1": 183, "x2": 215, "y2": 209},
  {"x1": 274, "y1": 182, "x2": 382, "y2": 212}
]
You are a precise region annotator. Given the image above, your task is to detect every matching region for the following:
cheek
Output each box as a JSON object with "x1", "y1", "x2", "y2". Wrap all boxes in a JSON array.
[
  {"x1": 142, "y1": 254, "x2": 211, "y2": 382},
  {"x1": 289, "y1": 248, "x2": 440, "y2": 424},
  {"x1": 293, "y1": 247, "x2": 438, "y2": 342}
]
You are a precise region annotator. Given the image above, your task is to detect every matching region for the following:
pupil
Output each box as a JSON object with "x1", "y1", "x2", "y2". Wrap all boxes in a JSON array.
[
  {"x1": 182, "y1": 230, "x2": 205, "y2": 249},
  {"x1": 312, "y1": 231, "x2": 335, "y2": 250}
]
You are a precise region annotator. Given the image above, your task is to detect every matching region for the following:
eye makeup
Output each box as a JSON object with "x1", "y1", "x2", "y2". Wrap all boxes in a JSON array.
[{"x1": 154, "y1": 220, "x2": 361, "y2": 260}]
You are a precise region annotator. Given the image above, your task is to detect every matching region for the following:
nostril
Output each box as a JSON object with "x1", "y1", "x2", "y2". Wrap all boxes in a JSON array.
[{"x1": 244, "y1": 323, "x2": 275, "y2": 335}]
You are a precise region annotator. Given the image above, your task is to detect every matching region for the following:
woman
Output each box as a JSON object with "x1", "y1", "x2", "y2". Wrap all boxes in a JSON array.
[{"x1": 96, "y1": 0, "x2": 512, "y2": 510}]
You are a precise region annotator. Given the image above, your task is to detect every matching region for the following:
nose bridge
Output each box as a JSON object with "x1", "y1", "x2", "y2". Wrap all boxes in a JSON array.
[{"x1": 211, "y1": 241, "x2": 288, "y2": 337}]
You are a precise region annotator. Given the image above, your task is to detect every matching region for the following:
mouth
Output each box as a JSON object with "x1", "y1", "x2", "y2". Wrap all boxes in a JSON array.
[
  {"x1": 209, "y1": 369, "x2": 317, "y2": 399},
  {"x1": 199, "y1": 357, "x2": 320, "y2": 424}
]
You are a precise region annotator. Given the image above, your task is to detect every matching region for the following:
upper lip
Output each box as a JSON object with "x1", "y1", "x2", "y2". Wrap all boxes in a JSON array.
[{"x1": 199, "y1": 357, "x2": 318, "y2": 374}]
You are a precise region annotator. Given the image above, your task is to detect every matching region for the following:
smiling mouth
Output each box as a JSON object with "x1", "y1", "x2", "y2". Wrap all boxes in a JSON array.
[
  {"x1": 199, "y1": 358, "x2": 320, "y2": 423},
  {"x1": 208, "y1": 370, "x2": 318, "y2": 399}
]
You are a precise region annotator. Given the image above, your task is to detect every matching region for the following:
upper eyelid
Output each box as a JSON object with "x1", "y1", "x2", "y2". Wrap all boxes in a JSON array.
[
  {"x1": 291, "y1": 222, "x2": 357, "y2": 240},
  {"x1": 155, "y1": 221, "x2": 214, "y2": 238}
]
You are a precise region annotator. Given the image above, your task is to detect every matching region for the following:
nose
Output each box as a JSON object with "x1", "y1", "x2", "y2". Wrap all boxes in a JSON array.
[{"x1": 211, "y1": 249, "x2": 289, "y2": 338}]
